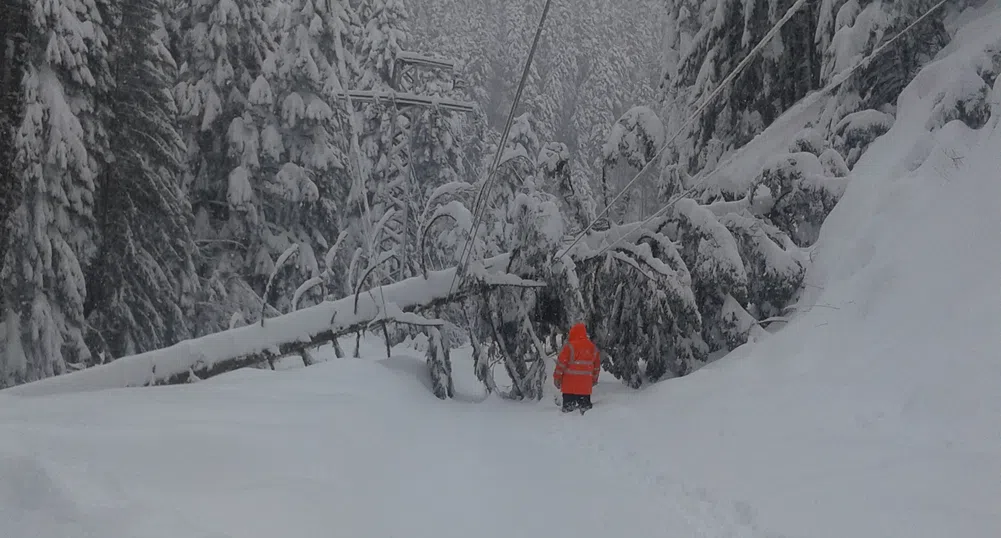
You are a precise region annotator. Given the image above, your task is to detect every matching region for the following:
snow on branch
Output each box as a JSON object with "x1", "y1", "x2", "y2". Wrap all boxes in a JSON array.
[
  {"x1": 464, "y1": 257, "x2": 546, "y2": 289},
  {"x1": 292, "y1": 276, "x2": 324, "y2": 311},
  {"x1": 419, "y1": 200, "x2": 474, "y2": 276},
  {"x1": 562, "y1": 215, "x2": 670, "y2": 260},
  {"x1": 369, "y1": 302, "x2": 444, "y2": 329}
]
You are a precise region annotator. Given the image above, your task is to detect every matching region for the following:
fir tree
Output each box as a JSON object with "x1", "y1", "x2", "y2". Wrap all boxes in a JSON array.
[
  {"x1": 406, "y1": 86, "x2": 470, "y2": 277},
  {"x1": 538, "y1": 141, "x2": 597, "y2": 234},
  {"x1": 248, "y1": 0, "x2": 358, "y2": 311},
  {"x1": 85, "y1": 0, "x2": 200, "y2": 360},
  {"x1": 529, "y1": 0, "x2": 659, "y2": 180},
  {"x1": 172, "y1": 0, "x2": 277, "y2": 329},
  {"x1": 666, "y1": 0, "x2": 823, "y2": 177},
  {"x1": 1, "y1": 0, "x2": 111, "y2": 385},
  {"x1": 468, "y1": 186, "x2": 565, "y2": 400},
  {"x1": 600, "y1": 105, "x2": 666, "y2": 223},
  {"x1": 356, "y1": 0, "x2": 410, "y2": 90},
  {"x1": 746, "y1": 152, "x2": 846, "y2": 247},
  {"x1": 818, "y1": 0, "x2": 950, "y2": 132}
]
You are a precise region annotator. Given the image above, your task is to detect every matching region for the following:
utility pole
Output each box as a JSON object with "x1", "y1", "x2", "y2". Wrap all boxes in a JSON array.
[{"x1": 334, "y1": 51, "x2": 476, "y2": 113}]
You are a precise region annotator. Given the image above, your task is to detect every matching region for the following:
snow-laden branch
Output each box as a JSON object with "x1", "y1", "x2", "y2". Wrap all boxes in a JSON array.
[
  {"x1": 561, "y1": 215, "x2": 669, "y2": 260},
  {"x1": 292, "y1": 276, "x2": 324, "y2": 311},
  {"x1": 260, "y1": 243, "x2": 300, "y2": 324},
  {"x1": 369, "y1": 302, "x2": 444, "y2": 330}
]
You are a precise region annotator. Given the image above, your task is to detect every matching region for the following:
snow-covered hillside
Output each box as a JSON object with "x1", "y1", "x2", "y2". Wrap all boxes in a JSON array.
[{"x1": 3, "y1": 5, "x2": 1000, "y2": 538}]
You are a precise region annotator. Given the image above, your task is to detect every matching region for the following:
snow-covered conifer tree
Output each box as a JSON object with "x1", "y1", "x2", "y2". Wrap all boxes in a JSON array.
[
  {"x1": 664, "y1": 0, "x2": 823, "y2": 177},
  {"x1": 817, "y1": 0, "x2": 949, "y2": 133},
  {"x1": 746, "y1": 152, "x2": 846, "y2": 246},
  {"x1": 247, "y1": 0, "x2": 359, "y2": 311},
  {"x1": 172, "y1": 0, "x2": 277, "y2": 329},
  {"x1": 85, "y1": 0, "x2": 200, "y2": 360},
  {"x1": 419, "y1": 113, "x2": 574, "y2": 397},
  {"x1": 405, "y1": 90, "x2": 470, "y2": 277},
  {"x1": 538, "y1": 142, "x2": 597, "y2": 234},
  {"x1": 601, "y1": 105, "x2": 665, "y2": 223},
  {"x1": 356, "y1": 0, "x2": 409, "y2": 90},
  {"x1": 576, "y1": 222, "x2": 703, "y2": 385},
  {"x1": 720, "y1": 212, "x2": 804, "y2": 322},
  {"x1": 1, "y1": 0, "x2": 111, "y2": 385},
  {"x1": 467, "y1": 186, "x2": 565, "y2": 400},
  {"x1": 464, "y1": 113, "x2": 543, "y2": 259}
]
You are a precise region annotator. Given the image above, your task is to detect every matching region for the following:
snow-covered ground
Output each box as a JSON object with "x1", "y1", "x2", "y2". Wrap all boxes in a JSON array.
[{"x1": 3, "y1": 6, "x2": 1001, "y2": 538}]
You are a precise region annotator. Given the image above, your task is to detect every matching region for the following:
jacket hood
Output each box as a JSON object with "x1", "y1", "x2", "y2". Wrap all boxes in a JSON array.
[{"x1": 568, "y1": 323, "x2": 588, "y2": 341}]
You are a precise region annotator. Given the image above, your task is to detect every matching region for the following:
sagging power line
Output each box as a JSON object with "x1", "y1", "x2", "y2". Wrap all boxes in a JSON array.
[
  {"x1": 558, "y1": 0, "x2": 950, "y2": 262},
  {"x1": 448, "y1": 0, "x2": 555, "y2": 297}
]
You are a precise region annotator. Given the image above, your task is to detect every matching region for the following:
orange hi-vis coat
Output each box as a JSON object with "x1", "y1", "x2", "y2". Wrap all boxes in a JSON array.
[{"x1": 553, "y1": 324, "x2": 600, "y2": 396}]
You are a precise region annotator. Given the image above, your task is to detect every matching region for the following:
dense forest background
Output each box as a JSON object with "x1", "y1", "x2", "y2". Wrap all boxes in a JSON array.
[{"x1": 0, "y1": 0, "x2": 973, "y2": 392}]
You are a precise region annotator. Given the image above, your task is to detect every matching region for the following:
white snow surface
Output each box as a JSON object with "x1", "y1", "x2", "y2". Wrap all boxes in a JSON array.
[{"x1": 3, "y1": 9, "x2": 1001, "y2": 538}]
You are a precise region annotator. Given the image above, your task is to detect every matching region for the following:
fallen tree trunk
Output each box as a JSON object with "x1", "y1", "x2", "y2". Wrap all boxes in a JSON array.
[{"x1": 4, "y1": 254, "x2": 543, "y2": 397}]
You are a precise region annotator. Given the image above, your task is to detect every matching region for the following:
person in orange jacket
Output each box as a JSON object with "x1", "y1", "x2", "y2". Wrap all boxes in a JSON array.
[{"x1": 553, "y1": 323, "x2": 601, "y2": 414}]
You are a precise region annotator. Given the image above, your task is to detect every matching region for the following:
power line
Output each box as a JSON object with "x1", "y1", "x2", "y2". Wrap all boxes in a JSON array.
[
  {"x1": 573, "y1": 0, "x2": 950, "y2": 262},
  {"x1": 557, "y1": 0, "x2": 812, "y2": 260},
  {"x1": 447, "y1": 0, "x2": 555, "y2": 297}
]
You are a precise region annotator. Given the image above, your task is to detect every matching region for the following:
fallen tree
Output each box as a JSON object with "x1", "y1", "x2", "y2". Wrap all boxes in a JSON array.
[
  {"x1": 4, "y1": 254, "x2": 543, "y2": 397},
  {"x1": 5, "y1": 195, "x2": 815, "y2": 400}
]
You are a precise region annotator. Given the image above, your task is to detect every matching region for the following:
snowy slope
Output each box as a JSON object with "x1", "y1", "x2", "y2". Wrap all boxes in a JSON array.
[{"x1": 3, "y1": 6, "x2": 1001, "y2": 538}]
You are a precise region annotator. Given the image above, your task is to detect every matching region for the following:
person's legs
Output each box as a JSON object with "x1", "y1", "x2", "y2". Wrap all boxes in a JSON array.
[
  {"x1": 562, "y1": 394, "x2": 589, "y2": 413},
  {"x1": 561, "y1": 394, "x2": 576, "y2": 412}
]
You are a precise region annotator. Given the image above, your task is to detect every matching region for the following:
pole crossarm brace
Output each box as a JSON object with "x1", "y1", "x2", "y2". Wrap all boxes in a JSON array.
[
  {"x1": 334, "y1": 90, "x2": 475, "y2": 114},
  {"x1": 395, "y1": 51, "x2": 458, "y2": 71}
]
